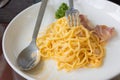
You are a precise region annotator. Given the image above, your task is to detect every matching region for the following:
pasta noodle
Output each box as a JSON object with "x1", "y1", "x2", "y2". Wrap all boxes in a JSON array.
[{"x1": 36, "y1": 17, "x2": 105, "y2": 71}]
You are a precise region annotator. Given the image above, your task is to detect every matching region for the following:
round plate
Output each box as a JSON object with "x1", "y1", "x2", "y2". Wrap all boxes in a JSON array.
[{"x1": 2, "y1": 0, "x2": 120, "y2": 80}]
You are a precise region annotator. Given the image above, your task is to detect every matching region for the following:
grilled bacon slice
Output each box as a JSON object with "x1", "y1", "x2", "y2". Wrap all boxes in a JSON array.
[
  {"x1": 79, "y1": 14, "x2": 116, "y2": 42},
  {"x1": 79, "y1": 14, "x2": 94, "y2": 31},
  {"x1": 93, "y1": 25, "x2": 116, "y2": 42}
]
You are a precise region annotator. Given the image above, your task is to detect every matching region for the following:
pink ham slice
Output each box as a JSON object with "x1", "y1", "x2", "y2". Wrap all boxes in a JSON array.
[
  {"x1": 79, "y1": 14, "x2": 116, "y2": 42},
  {"x1": 79, "y1": 14, "x2": 94, "y2": 31},
  {"x1": 93, "y1": 25, "x2": 116, "y2": 42}
]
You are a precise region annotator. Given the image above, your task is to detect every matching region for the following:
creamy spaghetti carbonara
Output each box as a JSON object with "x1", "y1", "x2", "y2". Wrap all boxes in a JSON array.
[{"x1": 36, "y1": 17, "x2": 105, "y2": 71}]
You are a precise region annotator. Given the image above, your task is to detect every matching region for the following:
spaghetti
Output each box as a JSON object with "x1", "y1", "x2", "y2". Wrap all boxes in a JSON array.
[{"x1": 36, "y1": 17, "x2": 105, "y2": 71}]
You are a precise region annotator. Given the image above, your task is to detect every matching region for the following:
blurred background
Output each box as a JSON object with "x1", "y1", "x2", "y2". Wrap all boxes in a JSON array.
[
  {"x1": 0, "y1": 0, "x2": 120, "y2": 80},
  {"x1": 0, "y1": 0, "x2": 119, "y2": 22}
]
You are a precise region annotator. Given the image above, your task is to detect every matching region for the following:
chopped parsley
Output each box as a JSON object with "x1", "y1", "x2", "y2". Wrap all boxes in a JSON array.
[{"x1": 55, "y1": 3, "x2": 69, "y2": 19}]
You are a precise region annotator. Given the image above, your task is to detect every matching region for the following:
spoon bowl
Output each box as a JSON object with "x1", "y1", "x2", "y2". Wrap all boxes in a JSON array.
[{"x1": 17, "y1": 40, "x2": 40, "y2": 70}]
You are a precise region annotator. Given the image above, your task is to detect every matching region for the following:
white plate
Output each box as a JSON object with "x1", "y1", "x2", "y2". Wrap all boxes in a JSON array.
[{"x1": 2, "y1": 0, "x2": 120, "y2": 80}]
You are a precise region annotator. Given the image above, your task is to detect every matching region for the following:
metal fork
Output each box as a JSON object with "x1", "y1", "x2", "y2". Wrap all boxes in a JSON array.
[{"x1": 66, "y1": 0, "x2": 80, "y2": 27}]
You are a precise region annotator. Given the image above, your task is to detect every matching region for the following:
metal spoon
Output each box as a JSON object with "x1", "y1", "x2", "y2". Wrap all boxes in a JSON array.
[{"x1": 17, "y1": 0, "x2": 48, "y2": 70}]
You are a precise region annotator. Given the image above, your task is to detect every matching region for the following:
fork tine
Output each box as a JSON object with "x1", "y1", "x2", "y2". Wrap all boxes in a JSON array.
[
  {"x1": 67, "y1": 15, "x2": 71, "y2": 27},
  {"x1": 66, "y1": 11, "x2": 70, "y2": 27},
  {"x1": 72, "y1": 12, "x2": 75, "y2": 27},
  {"x1": 69, "y1": 13, "x2": 73, "y2": 27},
  {"x1": 76, "y1": 11, "x2": 80, "y2": 26},
  {"x1": 75, "y1": 12, "x2": 78, "y2": 27}
]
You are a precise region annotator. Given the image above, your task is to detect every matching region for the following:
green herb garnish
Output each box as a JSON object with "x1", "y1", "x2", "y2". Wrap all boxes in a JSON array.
[{"x1": 55, "y1": 3, "x2": 69, "y2": 19}]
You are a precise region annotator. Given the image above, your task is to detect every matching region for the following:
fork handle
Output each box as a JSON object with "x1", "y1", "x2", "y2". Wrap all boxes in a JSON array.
[{"x1": 69, "y1": 0, "x2": 74, "y2": 9}]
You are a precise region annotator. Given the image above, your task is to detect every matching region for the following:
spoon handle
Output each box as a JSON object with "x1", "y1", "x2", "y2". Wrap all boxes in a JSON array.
[{"x1": 32, "y1": 0, "x2": 48, "y2": 40}]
